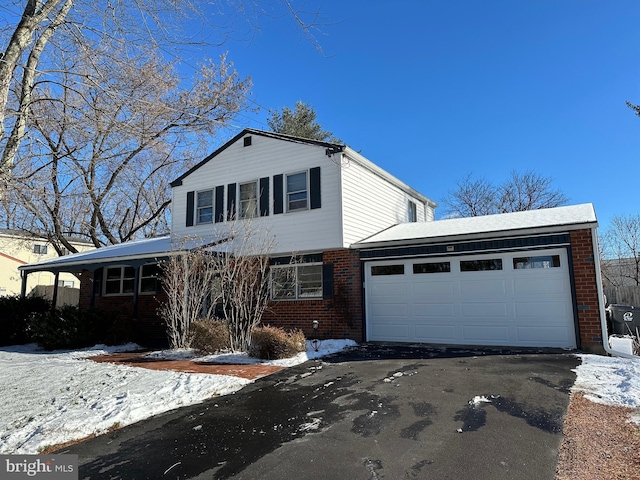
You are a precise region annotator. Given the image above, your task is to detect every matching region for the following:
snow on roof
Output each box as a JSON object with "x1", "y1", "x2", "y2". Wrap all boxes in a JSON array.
[
  {"x1": 354, "y1": 203, "x2": 597, "y2": 247},
  {"x1": 19, "y1": 236, "x2": 172, "y2": 272}
]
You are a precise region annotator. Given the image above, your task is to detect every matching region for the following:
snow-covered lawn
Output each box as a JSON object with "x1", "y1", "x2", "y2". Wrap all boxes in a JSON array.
[
  {"x1": 0, "y1": 341, "x2": 638, "y2": 455},
  {"x1": 0, "y1": 340, "x2": 355, "y2": 455}
]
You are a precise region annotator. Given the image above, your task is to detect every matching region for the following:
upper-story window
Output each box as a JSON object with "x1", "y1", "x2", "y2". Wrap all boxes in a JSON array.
[
  {"x1": 239, "y1": 181, "x2": 258, "y2": 219},
  {"x1": 287, "y1": 172, "x2": 308, "y2": 212},
  {"x1": 408, "y1": 201, "x2": 417, "y2": 222},
  {"x1": 33, "y1": 244, "x2": 48, "y2": 255},
  {"x1": 197, "y1": 190, "x2": 214, "y2": 224}
]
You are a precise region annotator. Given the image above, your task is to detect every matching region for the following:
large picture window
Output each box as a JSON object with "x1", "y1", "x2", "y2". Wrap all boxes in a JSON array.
[
  {"x1": 196, "y1": 190, "x2": 214, "y2": 224},
  {"x1": 271, "y1": 264, "x2": 322, "y2": 299},
  {"x1": 286, "y1": 172, "x2": 308, "y2": 212},
  {"x1": 239, "y1": 181, "x2": 258, "y2": 218}
]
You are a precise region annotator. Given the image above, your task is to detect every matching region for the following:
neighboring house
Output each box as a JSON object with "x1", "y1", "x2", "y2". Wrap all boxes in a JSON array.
[
  {"x1": 19, "y1": 129, "x2": 604, "y2": 352},
  {"x1": 0, "y1": 229, "x2": 93, "y2": 304}
]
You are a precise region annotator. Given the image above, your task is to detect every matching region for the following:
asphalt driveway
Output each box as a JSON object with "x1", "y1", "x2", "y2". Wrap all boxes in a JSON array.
[{"x1": 62, "y1": 344, "x2": 579, "y2": 480}]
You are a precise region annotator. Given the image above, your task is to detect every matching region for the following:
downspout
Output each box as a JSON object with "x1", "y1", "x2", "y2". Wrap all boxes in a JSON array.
[{"x1": 591, "y1": 227, "x2": 637, "y2": 359}]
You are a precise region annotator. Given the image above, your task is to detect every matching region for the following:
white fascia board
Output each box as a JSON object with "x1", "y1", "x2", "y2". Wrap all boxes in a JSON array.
[
  {"x1": 352, "y1": 204, "x2": 598, "y2": 249},
  {"x1": 352, "y1": 224, "x2": 595, "y2": 251},
  {"x1": 342, "y1": 148, "x2": 438, "y2": 208}
]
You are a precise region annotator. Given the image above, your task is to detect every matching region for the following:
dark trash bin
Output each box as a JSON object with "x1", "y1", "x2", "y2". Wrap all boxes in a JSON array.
[{"x1": 606, "y1": 304, "x2": 640, "y2": 335}]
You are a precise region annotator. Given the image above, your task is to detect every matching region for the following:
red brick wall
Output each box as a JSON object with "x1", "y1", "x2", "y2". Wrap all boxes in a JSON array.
[
  {"x1": 570, "y1": 229, "x2": 604, "y2": 352},
  {"x1": 79, "y1": 269, "x2": 168, "y2": 346},
  {"x1": 262, "y1": 249, "x2": 363, "y2": 341}
]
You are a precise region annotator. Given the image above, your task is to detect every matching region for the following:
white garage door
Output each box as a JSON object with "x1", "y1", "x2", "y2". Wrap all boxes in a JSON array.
[{"x1": 365, "y1": 248, "x2": 576, "y2": 348}]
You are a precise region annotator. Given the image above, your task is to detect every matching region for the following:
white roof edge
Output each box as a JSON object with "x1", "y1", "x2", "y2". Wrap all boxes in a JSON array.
[
  {"x1": 18, "y1": 236, "x2": 172, "y2": 272},
  {"x1": 342, "y1": 147, "x2": 438, "y2": 207},
  {"x1": 352, "y1": 204, "x2": 598, "y2": 249}
]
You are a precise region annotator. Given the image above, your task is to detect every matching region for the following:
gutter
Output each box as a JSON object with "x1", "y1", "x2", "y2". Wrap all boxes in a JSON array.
[{"x1": 591, "y1": 228, "x2": 637, "y2": 359}]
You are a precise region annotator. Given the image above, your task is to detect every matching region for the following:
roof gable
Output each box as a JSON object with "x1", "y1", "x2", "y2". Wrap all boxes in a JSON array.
[{"x1": 170, "y1": 129, "x2": 345, "y2": 187}]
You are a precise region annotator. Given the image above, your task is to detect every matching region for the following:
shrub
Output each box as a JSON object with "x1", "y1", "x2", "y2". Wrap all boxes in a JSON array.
[
  {"x1": 189, "y1": 318, "x2": 231, "y2": 354},
  {"x1": 0, "y1": 295, "x2": 51, "y2": 346},
  {"x1": 31, "y1": 306, "x2": 119, "y2": 350},
  {"x1": 249, "y1": 325, "x2": 306, "y2": 360}
]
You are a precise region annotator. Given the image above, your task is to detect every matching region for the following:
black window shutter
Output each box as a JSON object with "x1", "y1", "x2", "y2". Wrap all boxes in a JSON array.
[
  {"x1": 310, "y1": 167, "x2": 321, "y2": 210},
  {"x1": 259, "y1": 177, "x2": 269, "y2": 217},
  {"x1": 186, "y1": 191, "x2": 195, "y2": 227},
  {"x1": 273, "y1": 174, "x2": 284, "y2": 214},
  {"x1": 322, "y1": 263, "x2": 334, "y2": 299},
  {"x1": 215, "y1": 185, "x2": 224, "y2": 223},
  {"x1": 226, "y1": 183, "x2": 237, "y2": 221}
]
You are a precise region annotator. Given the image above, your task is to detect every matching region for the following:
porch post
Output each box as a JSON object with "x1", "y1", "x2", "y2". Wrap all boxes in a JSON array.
[
  {"x1": 51, "y1": 272, "x2": 60, "y2": 309},
  {"x1": 133, "y1": 264, "x2": 141, "y2": 320},
  {"x1": 20, "y1": 271, "x2": 28, "y2": 298}
]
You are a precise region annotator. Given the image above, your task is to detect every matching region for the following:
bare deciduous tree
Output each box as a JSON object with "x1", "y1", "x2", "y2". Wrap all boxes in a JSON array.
[
  {"x1": 2, "y1": 45, "x2": 251, "y2": 253},
  {"x1": 600, "y1": 214, "x2": 640, "y2": 287},
  {"x1": 160, "y1": 220, "x2": 276, "y2": 352},
  {"x1": 442, "y1": 170, "x2": 568, "y2": 218},
  {"x1": 159, "y1": 244, "x2": 221, "y2": 350}
]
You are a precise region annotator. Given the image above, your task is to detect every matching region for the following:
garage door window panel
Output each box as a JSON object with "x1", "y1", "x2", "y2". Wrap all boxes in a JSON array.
[
  {"x1": 371, "y1": 265, "x2": 405, "y2": 276},
  {"x1": 460, "y1": 259, "x2": 503, "y2": 272},
  {"x1": 413, "y1": 262, "x2": 450, "y2": 274},
  {"x1": 513, "y1": 255, "x2": 560, "y2": 269}
]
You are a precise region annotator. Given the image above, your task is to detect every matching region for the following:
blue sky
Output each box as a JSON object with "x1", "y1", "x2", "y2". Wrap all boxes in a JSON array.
[{"x1": 188, "y1": 1, "x2": 640, "y2": 231}]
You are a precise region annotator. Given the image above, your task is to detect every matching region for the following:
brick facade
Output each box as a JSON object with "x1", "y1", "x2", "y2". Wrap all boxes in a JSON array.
[
  {"x1": 78, "y1": 230, "x2": 603, "y2": 351},
  {"x1": 79, "y1": 269, "x2": 168, "y2": 346},
  {"x1": 569, "y1": 228, "x2": 604, "y2": 353},
  {"x1": 262, "y1": 249, "x2": 363, "y2": 341}
]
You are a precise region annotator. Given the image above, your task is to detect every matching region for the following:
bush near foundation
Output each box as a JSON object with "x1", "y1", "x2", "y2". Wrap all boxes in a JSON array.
[
  {"x1": 0, "y1": 295, "x2": 52, "y2": 346},
  {"x1": 31, "y1": 306, "x2": 128, "y2": 350},
  {"x1": 249, "y1": 325, "x2": 306, "y2": 360},
  {"x1": 189, "y1": 318, "x2": 231, "y2": 354}
]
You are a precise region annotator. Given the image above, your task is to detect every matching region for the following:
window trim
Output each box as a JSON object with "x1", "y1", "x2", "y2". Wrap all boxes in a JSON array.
[
  {"x1": 271, "y1": 262, "x2": 323, "y2": 300},
  {"x1": 33, "y1": 244, "x2": 48, "y2": 255},
  {"x1": 103, "y1": 265, "x2": 136, "y2": 296},
  {"x1": 239, "y1": 180, "x2": 258, "y2": 219},
  {"x1": 196, "y1": 189, "x2": 214, "y2": 225},
  {"x1": 139, "y1": 263, "x2": 162, "y2": 294},
  {"x1": 286, "y1": 170, "x2": 308, "y2": 213},
  {"x1": 408, "y1": 201, "x2": 417, "y2": 222}
]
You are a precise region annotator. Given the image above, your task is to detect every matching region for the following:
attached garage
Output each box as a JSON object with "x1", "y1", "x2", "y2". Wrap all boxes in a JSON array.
[
  {"x1": 354, "y1": 204, "x2": 602, "y2": 350},
  {"x1": 365, "y1": 249, "x2": 575, "y2": 348}
]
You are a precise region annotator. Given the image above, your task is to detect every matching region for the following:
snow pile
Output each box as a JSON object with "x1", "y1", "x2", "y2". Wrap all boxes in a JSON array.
[
  {"x1": 0, "y1": 340, "x2": 356, "y2": 455},
  {"x1": 573, "y1": 354, "x2": 640, "y2": 413}
]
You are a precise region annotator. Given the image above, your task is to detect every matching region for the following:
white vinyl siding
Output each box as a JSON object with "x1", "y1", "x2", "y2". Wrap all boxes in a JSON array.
[
  {"x1": 172, "y1": 135, "x2": 343, "y2": 255},
  {"x1": 341, "y1": 159, "x2": 434, "y2": 246}
]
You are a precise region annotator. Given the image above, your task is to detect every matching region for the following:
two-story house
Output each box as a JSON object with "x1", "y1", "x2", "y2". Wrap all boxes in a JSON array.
[
  {"x1": 19, "y1": 129, "x2": 605, "y2": 352},
  {"x1": 1, "y1": 229, "x2": 93, "y2": 305}
]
